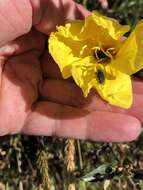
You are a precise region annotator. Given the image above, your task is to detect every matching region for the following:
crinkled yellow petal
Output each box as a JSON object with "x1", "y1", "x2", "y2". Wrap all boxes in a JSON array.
[
  {"x1": 56, "y1": 20, "x2": 84, "y2": 41},
  {"x1": 71, "y1": 57, "x2": 132, "y2": 108},
  {"x1": 112, "y1": 20, "x2": 143, "y2": 75},
  {"x1": 49, "y1": 32, "x2": 88, "y2": 78},
  {"x1": 71, "y1": 56, "x2": 97, "y2": 96},
  {"x1": 79, "y1": 11, "x2": 130, "y2": 47},
  {"x1": 56, "y1": 11, "x2": 129, "y2": 48},
  {"x1": 48, "y1": 11, "x2": 134, "y2": 109},
  {"x1": 95, "y1": 70, "x2": 132, "y2": 108}
]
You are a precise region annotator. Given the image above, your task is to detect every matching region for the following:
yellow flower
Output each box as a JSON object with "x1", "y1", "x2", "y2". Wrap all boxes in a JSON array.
[{"x1": 48, "y1": 11, "x2": 143, "y2": 108}]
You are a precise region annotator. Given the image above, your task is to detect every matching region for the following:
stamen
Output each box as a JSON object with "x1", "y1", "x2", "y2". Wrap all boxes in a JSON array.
[
  {"x1": 94, "y1": 48, "x2": 109, "y2": 63},
  {"x1": 106, "y1": 48, "x2": 116, "y2": 59}
]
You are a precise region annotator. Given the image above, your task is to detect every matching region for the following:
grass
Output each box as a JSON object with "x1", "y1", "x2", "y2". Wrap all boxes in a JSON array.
[{"x1": 1, "y1": 0, "x2": 143, "y2": 189}]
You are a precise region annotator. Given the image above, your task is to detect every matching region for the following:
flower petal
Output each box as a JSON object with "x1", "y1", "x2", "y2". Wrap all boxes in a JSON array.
[
  {"x1": 48, "y1": 11, "x2": 134, "y2": 109},
  {"x1": 95, "y1": 71, "x2": 133, "y2": 108},
  {"x1": 113, "y1": 20, "x2": 143, "y2": 75},
  {"x1": 71, "y1": 58, "x2": 132, "y2": 108},
  {"x1": 49, "y1": 32, "x2": 87, "y2": 78},
  {"x1": 56, "y1": 20, "x2": 84, "y2": 41},
  {"x1": 71, "y1": 56, "x2": 97, "y2": 97},
  {"x1": 55, "y1": 11, "x2": 130, "y2": 48},
  {"x1": 79, "y1": 11, "x2": 130, "y2": 46}
]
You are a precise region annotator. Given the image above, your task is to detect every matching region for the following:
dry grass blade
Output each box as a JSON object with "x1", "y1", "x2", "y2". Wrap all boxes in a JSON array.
[
  {"x1": 65, "y1": 139, "x2": 76, "y2": 190},
  {"x1": 37, "y1": 150, "x2": 51, "y2": 190}
]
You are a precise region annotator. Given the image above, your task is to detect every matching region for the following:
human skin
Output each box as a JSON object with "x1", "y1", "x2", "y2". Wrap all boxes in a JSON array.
[
  {"x1": 0, "y1": 0, "x2": 142, "y2": 141},
  {"x1": 97, "y1": 0, "x2": 108, "y2": 9}
]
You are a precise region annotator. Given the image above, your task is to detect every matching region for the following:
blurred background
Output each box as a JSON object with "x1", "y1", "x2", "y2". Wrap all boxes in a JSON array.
[{"x1": 0, "y1": 0, "x2": 143, "y2": 190}]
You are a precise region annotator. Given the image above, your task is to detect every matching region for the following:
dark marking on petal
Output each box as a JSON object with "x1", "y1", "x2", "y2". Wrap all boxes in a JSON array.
[{"x1": 96, "y1": 69, "x2": 105, "y2": 84}]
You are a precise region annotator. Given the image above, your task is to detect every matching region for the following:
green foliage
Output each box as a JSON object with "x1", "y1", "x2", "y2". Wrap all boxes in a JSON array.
[{"x1": 76, "y1": 0, "x2": 143, "y2": 27}]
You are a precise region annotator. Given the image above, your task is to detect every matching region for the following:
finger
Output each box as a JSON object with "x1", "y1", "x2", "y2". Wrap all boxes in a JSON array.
[
  {"x1": 41, "y1": 51, "x2": 62, "y2": 79},
  {"x1": 128, "y1": 94, "x2": 143, "y2": 122},
  {"x1": 22, "y1": 101, "x2": 141, "y2": 142},
  {"x1": 40, "y1": 78, "x2": 85, "y2": 107},
  {"x1": 40, "y1": 79, "x2": 143, "y2": 123},
  {"x1": 31, "y1": 0, "x2": 90, "y2": 34},
  {"x1": 41, "y1": 51, "x2": 73, "y2": 81},
  {"x1": 132, "y1": 77, "x2": 143, "y2": 94},
  {"x1": 0, "y1": 29, "x2": 45, "y2": 59},
  {"x1": 0, "y1": 50, "x2": 42, "y2": 136},
  {"x1": 0, "y1": 29, "x2": 45, "y2": 99},
  {"x1": 0, "y1": 0, "x2": 32, "y2": 46},
  {"x1": 0, "y1": 0, "x2": 90, "y2": 46},
  {"x1": 97, "y1": 0, "x2": 108, "y2": 9}
]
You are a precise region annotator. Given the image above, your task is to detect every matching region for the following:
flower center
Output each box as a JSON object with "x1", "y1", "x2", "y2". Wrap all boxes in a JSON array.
[
  {"x1": 93, "y1": 47, "x2": 116, "y2": 85},
  {"x1": 95, "y1": 49, "x2": 108, "y2": 60},
  {"x1": 93, "y1": 47, "x2": 116, "y2": 63}
]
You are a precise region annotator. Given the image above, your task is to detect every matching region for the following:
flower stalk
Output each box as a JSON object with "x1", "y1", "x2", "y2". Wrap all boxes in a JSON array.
[
  {"x1": 65, "y1": 139, "x2": 76, "y2": 190},
  {"x1": 37, "y1": 150, "x2": 51, "y2": 190}
]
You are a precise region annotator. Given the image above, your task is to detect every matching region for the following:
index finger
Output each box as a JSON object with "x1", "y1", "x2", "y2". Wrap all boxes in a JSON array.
[{"x1": 21, "y1": 101, "x2": 141, "y2": 142}]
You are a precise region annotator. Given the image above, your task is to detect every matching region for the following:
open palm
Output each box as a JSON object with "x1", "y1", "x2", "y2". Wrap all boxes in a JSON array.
[{"x1": 0, "y1": 0, "x2": 142, "y2": 142}]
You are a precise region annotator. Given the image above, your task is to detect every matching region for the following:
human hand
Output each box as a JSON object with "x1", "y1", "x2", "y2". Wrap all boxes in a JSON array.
[
  {"x1": 0, "y1": 0, "x2": 142, "y2": 142},
  {"x1": 97, "y1": 0, "x2": 108, "y2": 9}
]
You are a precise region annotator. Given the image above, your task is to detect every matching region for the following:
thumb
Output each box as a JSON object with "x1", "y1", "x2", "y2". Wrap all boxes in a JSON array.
[
  {"x1": 31, "y1": 0, "x2": 90, "y2": 34},
  {"x1": 0, "y1": 0, "x2": 90, "y2": 46},
  {"x1": 0, "y1": 0, "x2": 32, "y2": 46}
]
